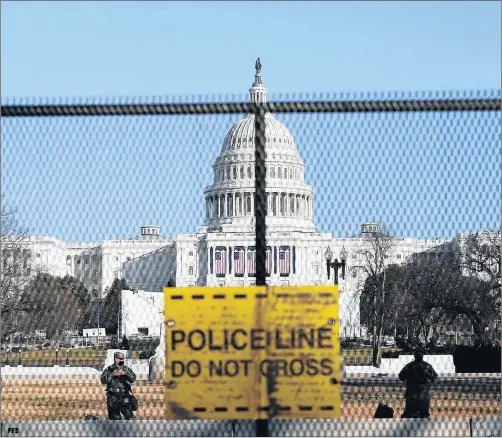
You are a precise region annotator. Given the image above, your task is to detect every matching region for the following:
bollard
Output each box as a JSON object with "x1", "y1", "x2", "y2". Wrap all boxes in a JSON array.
[{"x1": 149, "y1": 354, "x2": 164, "y2": 382}]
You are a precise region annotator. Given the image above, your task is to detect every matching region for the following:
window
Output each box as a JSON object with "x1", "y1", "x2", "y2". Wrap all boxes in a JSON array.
[
  {"x1": 270, "y1": 167, "x2": 275, "y2": 178},
  {"x1": 278, "y1": 166, "x2": 282, "y2": 178},
  {"x1": 114, "y1": 271, "x2": 118, "y2": 279},
  {"x1": 290, "y1": 169, "x2": 293, "y2": 179},
  {"x1": 352, "y1": 271, "x2": 357, "y2": 278},
  {"x1": 240, "y1": 167, "x2": 244, "y2": 179},
  {"x1": 352, "y1": 253, "x2": 357, "y2": 259},
  {"x1": 313, "y1": 264, "x2": 319, "y2": 275},
  {"x1": 76, "y1": 259, "x2": 81, "y2": 264},
  {"x1": 233, "y1": 167, "x2": 237, "y2": 180},
  {"x1": 247, "y1": 167, "x2": 252, "y2": 179},
  {"x1": 188, "y1": 266, "x2": 194, "y2": 276},
  {"x1": 188, "y1": 251, "x2": 193, "y2": 256},
  {"x1": 138, "y1": 327, "x2": 149, "y2": 336},
  {"x1": 397, "y1": 254, "x2": 402, "y2": 259},
  {"x1": 246, "y1": 196, "x2": 252, "y2": 215},
  {"x1": 36, "y1": 253, "x2": 41, "y2": 258},
  {"x1": 284, "y1": 168, "x2": 288, "y2": 179},
  {"x1": 85, "y1": 258, "x2": 89, "y2": 265},
  {"x1": 127, "y1": 256, "x2": 131, "y2": 261},
  {"x1": 115, "y1": 256, "x2": 119, "y2": 261}
]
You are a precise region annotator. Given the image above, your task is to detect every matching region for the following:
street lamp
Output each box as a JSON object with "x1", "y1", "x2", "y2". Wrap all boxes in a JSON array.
[
  {"x1": 325, "y1": 246, "x2": 348, "y2": 285},
  {"x1": 55, "y1": 348, "x2": 59, "y2": 366}
]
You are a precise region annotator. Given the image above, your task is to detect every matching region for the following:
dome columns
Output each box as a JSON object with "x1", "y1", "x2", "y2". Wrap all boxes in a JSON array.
[{"x1": 205, "y1": 190, "x2": 312, "y2": 221}]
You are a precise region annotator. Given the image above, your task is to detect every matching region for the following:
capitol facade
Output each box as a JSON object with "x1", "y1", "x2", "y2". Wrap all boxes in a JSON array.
[{"x1": 12, "y1": 63, "x2": 452, "y2": 338}]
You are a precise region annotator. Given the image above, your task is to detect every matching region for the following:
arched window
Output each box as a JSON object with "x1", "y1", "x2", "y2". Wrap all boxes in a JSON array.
[
  {"x1": 247, "y1": 166, "x2": 252, "y2": 179},
  {"x1": 240, "y1": 166, "x2": 244, "y2": 179},
  {"x1": 226, "y1": 167, "x2": 230, "y2": 180},
  {"x1": 278, "y1": 166, "x2": 282, "y2": 178},
  {"x1": 284, "y1": 168, "x2": 288, "y2": 179},
  {"x1": 227, "y1": 196, "x2": 233, "y2": 217},
  {"x1": 290, "y1": 168, "x2": 293, "y2": 179},
  {"x1": 236, "y1": 195, "x2": 242, "y2": 216},
  {"x1": 270, "y1": 167, "x2": 275, "y2": 178},
  {"x1": 246, "y1": 196, "x2": 252, "y2": 215},
  {"x1": 233, "y1": 167, "x2": 237, "y2": 180}
]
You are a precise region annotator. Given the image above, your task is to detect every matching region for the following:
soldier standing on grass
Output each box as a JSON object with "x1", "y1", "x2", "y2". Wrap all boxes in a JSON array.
[
  {"x1": 398, "y1": 346, "x2": 438, "y2": 418},
  {"x1": 100, "y1": 351, "x2": 137, "y2": 420}
]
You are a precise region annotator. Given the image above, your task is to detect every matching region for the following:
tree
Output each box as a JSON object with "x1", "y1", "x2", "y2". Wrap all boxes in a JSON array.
[
  {"x1": 101, "y1": 278, "x2": 131, "y2": 335},
  {"x1": 361, "y1": 241, "x2": 500, "y2": 348},
  {"x1": 352, "y1": 224, "x2": 395, "y2": 366},
  {"x1": 18, "y1": 273, "x2": 90, "y2": 340},
  {"x1": 1, "y1": 196, "x2": 32, "y2": 339}
]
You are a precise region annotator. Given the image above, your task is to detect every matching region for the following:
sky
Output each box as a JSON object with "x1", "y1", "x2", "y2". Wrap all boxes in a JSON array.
[{"x1": 1, "y1": 1, "x2": 501, "y2": 242}]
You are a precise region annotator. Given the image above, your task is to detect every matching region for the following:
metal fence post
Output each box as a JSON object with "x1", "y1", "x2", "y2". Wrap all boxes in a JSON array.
[{"x1": 254, "y1": 104, "x2": 268, "y2": 437}]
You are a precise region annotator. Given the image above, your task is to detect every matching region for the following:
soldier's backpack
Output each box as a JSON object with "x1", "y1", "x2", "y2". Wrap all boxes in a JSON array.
[{"x1": 374, "y1": 402, "x2": 394, "y2": 418}]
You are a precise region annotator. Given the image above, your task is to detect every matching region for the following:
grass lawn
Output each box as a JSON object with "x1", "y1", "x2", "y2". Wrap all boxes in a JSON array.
[
  {"x1": 0, "y1": 349, "x2": 142, "y2": 366},
  {"x1": 1, "y1": 347, "x2": 380, "y2": 366},
  {"x1": 1, "y1": 379, "x2": 499, "y2": 420}
]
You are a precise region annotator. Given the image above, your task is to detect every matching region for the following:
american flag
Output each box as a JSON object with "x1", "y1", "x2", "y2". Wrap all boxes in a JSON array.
[
  {"x1": 279, "y1": 247, "x2": 290, "y2": 275},
  {"x1": 247, "y1": 249, "x2": 256, "y2": 276},
  {"x1": 215, "y1": 249, "x2": 226, "y2": 276},
  {"x1": 234, "y1": 248, "x2": 245, "y2": 276}
]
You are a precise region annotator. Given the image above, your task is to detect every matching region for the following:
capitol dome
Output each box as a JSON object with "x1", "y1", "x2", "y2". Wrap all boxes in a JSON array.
[{"x1": 203, "y1": 59, "x2": 316, "y2": 233}]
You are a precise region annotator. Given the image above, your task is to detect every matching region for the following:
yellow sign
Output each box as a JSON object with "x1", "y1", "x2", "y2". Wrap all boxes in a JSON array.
[{"x1": 164, "y1": 285, "x2": 341, "y2": 420}]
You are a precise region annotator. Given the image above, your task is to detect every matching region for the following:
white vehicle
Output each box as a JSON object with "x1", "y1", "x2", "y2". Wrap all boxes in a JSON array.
[{"x1": 383, "y1": 336, "x2": 396, "y2": 347}]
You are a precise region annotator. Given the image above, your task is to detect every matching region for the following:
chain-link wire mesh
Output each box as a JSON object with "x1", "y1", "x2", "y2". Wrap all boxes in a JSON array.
[{"x1": 0, "y1": 88, "x2": 501, "y2": 437}]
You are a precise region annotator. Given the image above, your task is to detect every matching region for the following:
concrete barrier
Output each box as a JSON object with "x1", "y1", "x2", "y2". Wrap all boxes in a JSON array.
[
  {"x1": 470, "y1": 418, "x2": 502, "y2": 437},
  {"x1": 0, "y1": 420, "x2": 235, "y2": 437},
  {"x1": 0, "y1": 366, "x2": 100, "y2": 380},
  {"x1": 0, "y1": 419, "x2": 474, "y2": 437},
  {"x1": 268, "y1": 419, "x2": 471, "y2": 437},
  {"x1": 346, "y1": 355, "x2": 456, "y2": 376}
]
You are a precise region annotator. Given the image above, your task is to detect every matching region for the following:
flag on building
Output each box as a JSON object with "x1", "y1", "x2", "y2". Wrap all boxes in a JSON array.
[
  {"x1": 234, "y1": 247, "x2": 245, "y2": 276},
  {"x1": 247, "y1": 248, "x2": 256, "y2": 276},
  {"x1": 215, "y1": 249, "x2": 226, "y2": 276},
  {"x1": 279, "y1": 246, "x2": 290, "y2": 276}
]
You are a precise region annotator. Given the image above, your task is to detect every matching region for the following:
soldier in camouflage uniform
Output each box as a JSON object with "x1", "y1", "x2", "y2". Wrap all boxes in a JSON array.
[
  {"x1": 398, "y1": 346, "x2": 438, "y2": 418},
  {"x1": 100, "y1": 351, "x2": 137, "y2": 420}
]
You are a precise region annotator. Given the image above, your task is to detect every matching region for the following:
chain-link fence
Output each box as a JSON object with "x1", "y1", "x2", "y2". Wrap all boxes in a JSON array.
[{"x1": 0, "y1": 85, "x2": 501, "y2": 437}]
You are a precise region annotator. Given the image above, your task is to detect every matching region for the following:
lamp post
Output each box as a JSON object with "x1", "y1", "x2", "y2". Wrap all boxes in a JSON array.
[
  {"x1": 66, "y1": 349, "x2": 70, "y2": 367},
  {"x1": 325, "y1": 246, "x2": 348, "y2": 285},
  {"x1": 55, "y1": 348, "x2": 59, "y2": 366}
]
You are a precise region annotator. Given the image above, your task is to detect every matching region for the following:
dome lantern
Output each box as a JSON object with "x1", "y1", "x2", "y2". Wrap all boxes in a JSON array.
[{"x1": 250, "y1": 57, "x2": 267, "y2": 104}]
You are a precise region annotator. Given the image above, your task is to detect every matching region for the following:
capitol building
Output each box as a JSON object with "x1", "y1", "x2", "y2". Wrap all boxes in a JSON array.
[{"x1": 14, "y1": 62, "x2": 452, "y2": 338}]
